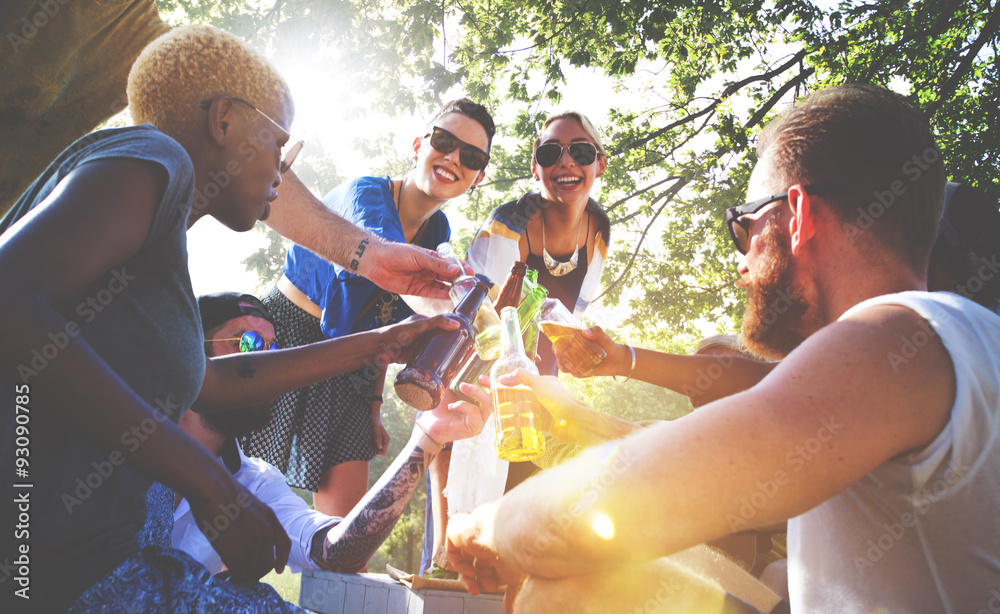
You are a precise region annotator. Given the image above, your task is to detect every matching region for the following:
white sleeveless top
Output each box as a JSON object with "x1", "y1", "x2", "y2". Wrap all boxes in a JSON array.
[{"x1": 788, "y1": 291, "x2": 1000, "y2": 613}]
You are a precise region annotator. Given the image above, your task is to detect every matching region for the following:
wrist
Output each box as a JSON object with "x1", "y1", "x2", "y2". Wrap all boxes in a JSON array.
[
  {"x1": 414, "y1": 422, "x2": 445, "y2": 453},
  {"x1": 349, "y1": 233, "x2": 382, "y2": 277}
]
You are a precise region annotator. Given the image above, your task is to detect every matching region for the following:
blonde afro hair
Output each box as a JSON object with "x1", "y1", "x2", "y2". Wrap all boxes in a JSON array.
[{"x1": 127, "y1": 24, "x2": 293, "y2": 141}]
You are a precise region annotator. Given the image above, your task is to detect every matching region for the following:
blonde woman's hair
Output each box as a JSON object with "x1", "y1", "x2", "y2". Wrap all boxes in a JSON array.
[
  {"x1": 694, "y1": 334, "x2": 761, "y2": 360},
  {"x1": 127, "y1": 24, "x2": 293, "y2": 141},
  {"x1": 533, "y1": 110, "x2": 606, "y2": 158}
]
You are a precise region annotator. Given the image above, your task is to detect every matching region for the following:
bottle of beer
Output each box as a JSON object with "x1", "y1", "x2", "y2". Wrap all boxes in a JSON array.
[
  {"x1": 451, "y1": 279, "x2": 548, "y2": 403},
  {"x1": 474, "y1": 282, "x2": 547, "y2": 359},
  {"x1": 491, "y1": 306, "x2": 545, "y2": 461},
  {"x1": 494, "y1": 262, "x2": 527, "y2": 312},
  {"x1": 394, "y1": 280, "x2": 490, "y2": 411}
]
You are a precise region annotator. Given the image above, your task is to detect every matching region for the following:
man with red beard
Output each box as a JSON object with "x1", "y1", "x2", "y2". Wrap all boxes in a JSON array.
[{"x1": 444, "y1": 84, "x2": 1000, "y2": 614}]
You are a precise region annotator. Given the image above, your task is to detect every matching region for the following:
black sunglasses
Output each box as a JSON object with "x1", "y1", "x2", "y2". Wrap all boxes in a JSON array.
[
  {"x1": 424, "y1": 126, "x2": 490, "y2": 171},
  {"x1": 534, "y1": 141, "x2": 599, "y2": 168},
  {"x1": 725, "y1": 184, "x2": 838, "y2": 255}
]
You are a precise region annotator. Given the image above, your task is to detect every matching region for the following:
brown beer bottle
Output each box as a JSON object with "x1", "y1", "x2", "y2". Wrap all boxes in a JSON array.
[
  {"x1": 494, "y1": 262, "x2": 528, "y2": 313},
  {"x1": 394, "y1": 280, "x2": 490, "y2": 411}
]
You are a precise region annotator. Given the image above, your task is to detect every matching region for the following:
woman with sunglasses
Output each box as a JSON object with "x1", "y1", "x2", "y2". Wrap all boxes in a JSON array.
[
  {"x1": 242, "y1": 98, "x2": 496, "y2": 519},
  {"x1": 469, "y1": 110, "x2": 611, "y2": 377},
  {"x1": 438, "y1": 111, "x2": 613, "y2": 560}
]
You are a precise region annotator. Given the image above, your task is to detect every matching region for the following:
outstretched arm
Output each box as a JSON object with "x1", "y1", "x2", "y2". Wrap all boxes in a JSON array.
[
  {"x1": 450, "y1": 308, "x2": 954, "y2": 590},
  {"x1": 561, "y1": 326, "x2": 777, "y2": 406},
  {"x1": 195, "y1": 314, "x2": 458, "y2": 412},
  {"x1": 263, "y1": 169, "x2": 459, "y2": 299},
  {"x1": 310, "y1": 385, "x2": 493, "y2": 572}
]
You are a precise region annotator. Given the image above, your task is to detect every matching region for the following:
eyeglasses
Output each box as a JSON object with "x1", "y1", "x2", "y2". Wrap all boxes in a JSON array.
[
  {"x1": 199, "y1": 96, "x2": 304, "y2": 173},
  {"x1": 206, "y1": 331, "x2": 280, "y2": 352},
  {"x1": 725, "y1": 184, "x2": 838, "y2": 254},
  {"x1": 534, "y1": 141, "x2": 599, "y2": 168},
  {"x1": 424, "y1": 126, "x2": 490, "y2": 171}
]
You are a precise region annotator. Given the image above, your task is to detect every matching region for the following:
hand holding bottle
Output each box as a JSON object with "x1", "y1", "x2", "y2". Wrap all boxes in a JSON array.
[{"x1": 556, "y1": 325, "x2": 631, "y2": 379}]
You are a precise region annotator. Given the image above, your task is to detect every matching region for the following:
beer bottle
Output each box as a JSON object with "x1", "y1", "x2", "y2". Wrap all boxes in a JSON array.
[
  {"x1": 494, "y1": 262, "x2": 527, "y2": 312},
  {"x1": 394, "y1": 280, "x2": 490, "y2": 411},
  {"x1": 491, "y1": 306, "x2": 545, "y2": 461}
]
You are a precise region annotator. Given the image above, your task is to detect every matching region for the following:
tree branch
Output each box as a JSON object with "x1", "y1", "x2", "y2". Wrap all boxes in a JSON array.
[
  {"x1": 744, "y1": 66, "x2": 816, "y2": 128},
  {"x1": 928, "y1": 0, "x2": 1000, "y2": 114},
  {"x1": 592, "y1": 177, "x2": 690, "y2": 303},
  {"x1": 610, "y1": 49, "x2": 808, "y2": 155}
]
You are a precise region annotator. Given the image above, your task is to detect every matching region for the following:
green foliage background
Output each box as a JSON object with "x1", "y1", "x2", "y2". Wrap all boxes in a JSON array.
[{"x1": 156, "y1": 0, "x2": 999, "y2": 578}]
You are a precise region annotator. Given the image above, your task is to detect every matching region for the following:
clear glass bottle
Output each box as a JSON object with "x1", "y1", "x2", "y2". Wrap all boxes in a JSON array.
[
  {"x1": 394, "y1": 280, "x2": 490, "y2": 411},
  {"x1": 491, "y1": 306, "x2": 545, "y2": 461},
  {"x1": 437, "y1": 242, "x2": 478, "y2": 304}
]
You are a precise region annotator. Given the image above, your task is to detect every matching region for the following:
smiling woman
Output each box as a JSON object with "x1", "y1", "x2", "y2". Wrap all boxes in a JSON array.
[{"x1": 240, "y1": 99, "x2": 497, "y2": 523}]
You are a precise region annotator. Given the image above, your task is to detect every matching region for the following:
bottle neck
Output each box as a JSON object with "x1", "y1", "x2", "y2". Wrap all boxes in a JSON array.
[
  {"x1": 499, "y1": 307, "x2": 527, "y2": 357},
  {"x1": 516, "y1": 287, "x2": 549, "y2": 327},
  {"x1": 454, "y1": 281, "x2": 490, "y2": 319}
]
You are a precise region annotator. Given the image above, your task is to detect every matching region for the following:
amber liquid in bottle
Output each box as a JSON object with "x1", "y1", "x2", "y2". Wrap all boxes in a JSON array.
[
  {"x1": 491, "y1": 306, "x2": 545, "y2": 461},
  {"x1": 394, "y1": 280, "x2": 489, "y2": 411},
  {"x1": 537, "y1": 321, "x2": 607, "y2": 376}
]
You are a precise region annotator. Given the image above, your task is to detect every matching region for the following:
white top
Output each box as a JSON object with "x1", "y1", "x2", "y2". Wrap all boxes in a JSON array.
[
  {"x1": 788, "y1": 291, "x2": 1000, "y2": 613},
  {"x1": 172, "y1": 443, "x2": 340, "y2": 574}
]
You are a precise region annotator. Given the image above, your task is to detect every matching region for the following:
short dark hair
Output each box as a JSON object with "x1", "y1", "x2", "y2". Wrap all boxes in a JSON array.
[
  {"x1": 757, "y1": 84, "x2": 945, "y2": 271},
  {"x1": 427, "y1": 98, "x2": 496, "y2": 151}
]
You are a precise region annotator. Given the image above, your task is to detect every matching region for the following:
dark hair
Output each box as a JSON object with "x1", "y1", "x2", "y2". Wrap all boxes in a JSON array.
[
  {"x1": 427, "y1": 98, "x2": 496, "y2": 151},
  {"x1": 198, "y1": 292, "x2": 273, "y2": 337},
  {"x1": 757, "y1": 84, "x2": 945, "y2": 271},
  {"x1": 929, "y1": 182, "x2": 1000, "y2": 309}
]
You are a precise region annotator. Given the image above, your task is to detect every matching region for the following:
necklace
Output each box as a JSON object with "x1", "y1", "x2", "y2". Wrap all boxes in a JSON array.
[{"x1": 541, "y1": 210, "x2": 584, "y2": 277}]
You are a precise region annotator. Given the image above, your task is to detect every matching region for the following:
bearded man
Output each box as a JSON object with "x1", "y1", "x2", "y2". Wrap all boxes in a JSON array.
[{"x1": 444, "y1": 84, "x2": 1000, "y2": 613}]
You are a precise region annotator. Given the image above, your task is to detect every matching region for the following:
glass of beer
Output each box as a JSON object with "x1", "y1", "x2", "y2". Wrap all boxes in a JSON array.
[{"x1": 537, "y1": 299, "x2": 607, "y2": 376}]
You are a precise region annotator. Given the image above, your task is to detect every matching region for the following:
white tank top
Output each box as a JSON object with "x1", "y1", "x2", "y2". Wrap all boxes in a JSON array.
[{"x1": 788, "y1": 291, "x2": 1000, "y2": 613}]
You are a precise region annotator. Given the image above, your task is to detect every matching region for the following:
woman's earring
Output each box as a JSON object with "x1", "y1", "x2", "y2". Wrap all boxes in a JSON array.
[{"x1": 467, "y1": 185, "x2": 476, "y2": 194}]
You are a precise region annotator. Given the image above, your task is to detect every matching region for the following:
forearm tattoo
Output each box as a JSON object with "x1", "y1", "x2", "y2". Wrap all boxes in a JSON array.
[
  {"x1": 349, "y1": 238, "x2": 370, "y2": 272},
  {"x1": 311, "y1": 440, "x2": 437, "y2": 572}
]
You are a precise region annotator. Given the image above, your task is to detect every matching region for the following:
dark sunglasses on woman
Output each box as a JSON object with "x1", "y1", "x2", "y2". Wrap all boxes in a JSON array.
[
  {"x1": 425, "y1": 126, "x2": 490, "y2": 171},
  {"x1": 534, "y1": 141, "x2": 599, "y2": 168},
  {"x1": 205, "y1": 331, "x2": 280, "y2": 352}
]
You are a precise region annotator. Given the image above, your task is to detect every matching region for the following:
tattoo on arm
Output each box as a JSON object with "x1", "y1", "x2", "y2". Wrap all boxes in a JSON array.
[
  {"x1": 349, "y1": 238, "x2": 370, "y2": 272},
  {"x1": 311, "y1": 440, "x2": 436, "y2": 572},
  {"x1": 235, "y1": 359, "x2": 257, "y2": 379}
]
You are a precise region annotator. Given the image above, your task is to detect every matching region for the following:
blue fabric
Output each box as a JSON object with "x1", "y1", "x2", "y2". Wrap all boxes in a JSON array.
[
  {"x1": 283, "y1": 176, "x2": 451, "y2": 339},
  {"x1": 0, "y1": 124, "x2": 205, "y2": 612},
  {"x1": 68, "y1": 546, "x2": 306, "y2": 614}
]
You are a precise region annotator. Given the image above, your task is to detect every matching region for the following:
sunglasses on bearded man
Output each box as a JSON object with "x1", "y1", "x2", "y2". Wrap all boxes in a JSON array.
[{"x1": 725, "y1": 184, "x2": 839, "y2": 255}]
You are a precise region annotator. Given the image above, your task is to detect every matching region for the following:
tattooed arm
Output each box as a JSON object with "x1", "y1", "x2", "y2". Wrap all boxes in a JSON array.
[
  {"x1": 310, "y1": 385, "x2": 493, "y2": 572},
  {"x1": 263, "y1": 169, "x2": 459, "y2": 299}
]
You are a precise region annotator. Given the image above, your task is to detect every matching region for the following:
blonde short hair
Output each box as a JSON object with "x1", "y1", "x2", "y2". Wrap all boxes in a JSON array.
[
  {"x1": 694, "y1": 334, "x2": 761, "y2": 360},
  {"x1": 127, "y1": 24, "x2": 292, "y2": 141},
  {"x1": 533, "y1": 110, "x2": 606, "y2": 158}
]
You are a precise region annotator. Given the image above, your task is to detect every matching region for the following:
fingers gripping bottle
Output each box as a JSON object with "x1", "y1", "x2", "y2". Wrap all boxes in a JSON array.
[
  {"x1": 394, "y1": 280, "x2": 490, "y2": 411},
  {"x1": 490, "y1": 306, "x2": 545, "y2": 461}
]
